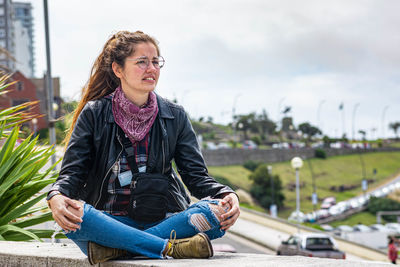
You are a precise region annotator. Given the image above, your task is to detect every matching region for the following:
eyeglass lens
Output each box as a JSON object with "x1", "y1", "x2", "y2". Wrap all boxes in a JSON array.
[{"x1": 135, "y1": 57, "x2": 165, "y2": 69}]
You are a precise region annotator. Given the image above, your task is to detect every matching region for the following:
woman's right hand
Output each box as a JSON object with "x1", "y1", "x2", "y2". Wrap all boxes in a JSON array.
[{"x1": 48, "y1": 194, "x2": 83, "y2": 232}]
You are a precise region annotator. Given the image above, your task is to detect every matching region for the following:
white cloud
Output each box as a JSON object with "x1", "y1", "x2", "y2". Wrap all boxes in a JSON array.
[{"x1": 27, "y1": 0, "x2": 400, "y2": 138}]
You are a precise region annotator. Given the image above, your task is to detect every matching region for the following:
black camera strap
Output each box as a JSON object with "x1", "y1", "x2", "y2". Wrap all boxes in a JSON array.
[{"x1": 118, "y1": 127, "x2": 139, "y2": 174}]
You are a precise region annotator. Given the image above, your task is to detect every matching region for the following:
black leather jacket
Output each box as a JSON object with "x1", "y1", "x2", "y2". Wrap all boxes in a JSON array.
[{"x1": 50, "y1": 94, "x2": 234, "y2": 212}]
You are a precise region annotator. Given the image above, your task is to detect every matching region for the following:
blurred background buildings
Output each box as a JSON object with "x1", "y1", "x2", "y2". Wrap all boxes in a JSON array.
[{"x1": 0, "y1": 0, "x2": 61, "y2": 131}]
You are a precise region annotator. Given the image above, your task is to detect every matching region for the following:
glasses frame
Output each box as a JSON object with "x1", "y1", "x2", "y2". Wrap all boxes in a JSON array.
[{"x1": 125, "y1": 56, "x2": 165, "y2": 70}]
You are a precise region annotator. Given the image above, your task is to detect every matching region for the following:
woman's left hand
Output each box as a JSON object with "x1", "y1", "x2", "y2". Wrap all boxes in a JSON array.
[{"x1": 219, "y1": 193, "x2": 240, "y2": 231}]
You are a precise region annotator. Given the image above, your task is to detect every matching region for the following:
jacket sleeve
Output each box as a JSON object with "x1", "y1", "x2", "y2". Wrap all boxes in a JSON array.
[
  {"x1": 48, "y1": 104, "x2": 95, "y2": 199},
  {"x1": 173, "y1": 110, "x2": 235, "y2": 200}
]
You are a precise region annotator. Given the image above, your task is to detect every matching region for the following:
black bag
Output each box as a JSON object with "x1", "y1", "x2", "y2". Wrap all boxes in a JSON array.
[
  {"x1": 128, "y1": 172, "x2": 169, "y2": 222},
  {"x1": 118, "y1": 128, "x2": 169, "y2": 223}
]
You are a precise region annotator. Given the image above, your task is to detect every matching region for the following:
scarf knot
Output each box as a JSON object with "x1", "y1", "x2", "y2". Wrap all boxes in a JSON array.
[{"x1": 112, "y1": 86, "x2": 158, "y2": 143}]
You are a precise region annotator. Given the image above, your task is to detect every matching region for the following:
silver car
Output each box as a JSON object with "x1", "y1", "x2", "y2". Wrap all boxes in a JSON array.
[{"x1": 277, "y1": 233, "x2": 346, "y2": 259}]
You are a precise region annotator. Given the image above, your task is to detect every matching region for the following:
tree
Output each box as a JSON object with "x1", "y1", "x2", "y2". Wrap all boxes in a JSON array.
[
  {"x1": 234, "y1": 111, "x2": 276, "y2": 141},
  {"x1": 235, "y1": 113, "x2": 256, "y2": 140},
  {"x1": 256, "y1": 109, "x2": 276, "y2": 136},
  {"x1": 358, "y1": 130, "x2": 366, "y2": 141},
  {"x1": 249, "y1": 164, "x2": 285, "y2": 210},
  {"x1": 298, "y1": 122, "x2": 322, "y2": 144},
  {"x1": 389, "y1": 122, "x2": 400, "y2": 139}
]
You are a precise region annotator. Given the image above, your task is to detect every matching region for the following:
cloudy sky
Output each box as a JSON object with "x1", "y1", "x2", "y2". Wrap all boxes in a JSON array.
[{"x1": 26, "y1": 0, "x2": 400, "y2": 139}]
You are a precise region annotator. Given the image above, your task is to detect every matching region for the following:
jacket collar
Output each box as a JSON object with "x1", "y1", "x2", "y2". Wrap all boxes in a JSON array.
[
  {"x1": 106, "y1": 93, "x2": 174, "y2": 123},
  {"x1": 156, "y1": 94, "x2": 174, "y2": 119}
]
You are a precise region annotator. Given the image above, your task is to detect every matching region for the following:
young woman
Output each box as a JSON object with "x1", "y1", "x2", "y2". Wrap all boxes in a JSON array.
[{"x1": 47, "y1": 31, "x2": 240, "y2": 264}]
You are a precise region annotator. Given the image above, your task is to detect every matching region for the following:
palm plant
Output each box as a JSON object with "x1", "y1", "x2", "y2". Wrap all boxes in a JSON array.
[{"x1": 0, "y1": 74, "x2": 60, "y2": 241}]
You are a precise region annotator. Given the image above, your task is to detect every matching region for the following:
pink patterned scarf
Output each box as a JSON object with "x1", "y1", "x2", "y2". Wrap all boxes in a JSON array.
[{"x1": 112, "y1": 86, "x2": 158, "y2": 143}]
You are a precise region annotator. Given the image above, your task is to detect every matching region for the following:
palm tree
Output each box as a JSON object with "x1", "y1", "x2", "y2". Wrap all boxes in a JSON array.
[{"x1": 389, "y1": 122, "x2": 400, "y2": 139}]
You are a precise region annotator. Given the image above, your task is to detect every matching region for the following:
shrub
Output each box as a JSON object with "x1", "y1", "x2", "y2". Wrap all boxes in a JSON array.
[
  {"x1": 243, "y1": 160, "x2": 262, "y2": 172},
  {"x1": 367, "y1": 197, "x2": 400, "y2": 222},
  {"x1": 315, "y1": 148, "x2": 327, "y2": 159},
  {"x1": 251, "y1": 136, "x2": 261, "y2": 146},
  {"x1": 249, "y1": 164, "x2": 285, "y2": 210}
]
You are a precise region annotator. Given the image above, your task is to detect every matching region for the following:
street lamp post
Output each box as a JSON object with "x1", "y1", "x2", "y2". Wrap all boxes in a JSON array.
[
  {"x1": 317, "y1": 100, "x2": 326, "y2": 134},
  {"x1": 352, "y1": 103, "x2": 360, "y2": 142},
  {"x1": 307, "y1": 159, "x2": 317, "y2": 211},
  {"x1": 232, "y1": 94, "x2": 241, "y2": 143},
  {"x1": 43, "y1": 0, "x2": 56, "y2": 166},
  {"x1": 291, "y1": 157, "x2": 303, "y2": 232},
  {"x1": 381, "y1": 105, "x2": 389, "y2": 141},
  {"x1": 268, "y1": 165, "x2": 277, "y2": 217}
]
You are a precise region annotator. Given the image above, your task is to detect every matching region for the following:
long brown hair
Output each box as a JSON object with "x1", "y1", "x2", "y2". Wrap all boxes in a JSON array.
[{"x1": 64, "y1": 30, "x2": 160, "y2": 147}]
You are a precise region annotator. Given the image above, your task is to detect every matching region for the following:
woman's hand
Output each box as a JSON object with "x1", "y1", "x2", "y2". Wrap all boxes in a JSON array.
[
  {"x1": 48, "y1": 194, "x2": 83, "y2": 232},
  {"x1": 219, "y1": 193, "x2": 240, "y2": 231}
]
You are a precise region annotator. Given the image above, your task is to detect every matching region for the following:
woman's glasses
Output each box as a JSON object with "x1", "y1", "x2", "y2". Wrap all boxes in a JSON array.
[{"x1": 125, "y1": 56, "x2": 165, "y2": 70}]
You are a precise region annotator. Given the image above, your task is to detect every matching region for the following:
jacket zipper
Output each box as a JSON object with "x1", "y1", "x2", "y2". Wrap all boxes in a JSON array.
[
  {"x1": 162, "y1": 139, "x2": 165, "y2": 174},
  {"x1": 169, "y1": 190, "x2": 185, "y2": 210},
  {"x1": 160, "y1": 121, "x2": 183, "y2": 210},
  {"x1": 94, "y1": 135, "x2": 123, "y2": 208}
]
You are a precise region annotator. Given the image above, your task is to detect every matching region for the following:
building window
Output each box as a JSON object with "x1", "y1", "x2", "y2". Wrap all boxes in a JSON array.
[
  {"x1": 12, "y1": 99, "x2": 28, "y2": 110},
  {"x1": 17, "y1": 81, "x2": 24, "y2": 91},
  {"x1": 0, "y1": 7, "x2": 4, "y2": 16},
  {"x1": 0, "y1": 18, "x2": 4, "y2": 26},
  {"x1": 0, "y1": 29, "x2": 5, "y2": 38}
]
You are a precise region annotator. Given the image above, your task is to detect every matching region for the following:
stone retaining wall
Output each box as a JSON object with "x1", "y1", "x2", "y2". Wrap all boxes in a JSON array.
[{"x1": 202, "y1": 147, "x2": 400, "y2": 166}]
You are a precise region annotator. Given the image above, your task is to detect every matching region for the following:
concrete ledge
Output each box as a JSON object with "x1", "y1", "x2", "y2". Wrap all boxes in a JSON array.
[{"x1": 0, "y1": 241, "x2": 391, "y2": 267}]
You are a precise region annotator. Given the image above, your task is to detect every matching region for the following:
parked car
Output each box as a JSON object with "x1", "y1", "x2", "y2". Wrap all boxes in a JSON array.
[
  {"x1": 315, "y1": 209, "x2": 330, "y2": 220},
  {"x1": 349, "y1": 199, "x2": 361, "y2": 209},
  {"x1": 353, "y1": 224, "x2": 371, "y2": 232},
  {"x1": 277, "y1": 233, "x2": 345, "y2": 259},
  {"x1": 370, "y1": 224, "x2": 395, "y2": 233},
  {"x1": 334, "y1": 225, "x2": 353, "y2": 236},
  {"x1": 385, "y1": 223, "x2": 400, "y2": 234},
  {"x1": 394, "y1": 182, "x2": 400, "y2": 190},
  {"x1": 242, "y1": 140, "x2": 257, "y2": 149},
  {"x1": 321, "y1": 197, "x2": 336, "y2": 209},
  {"x1": 320, "y1": 224, "x2": 334, "y2": 232},
  {"x1": 288, "y1": 211, "x2": 306, "y2": 223},
  {"x1": 305, "y1": 212, "x2": 317, "y2": 223},
  {"x1": 373, "y1": 189, "x2": 383, "y2": 198}
]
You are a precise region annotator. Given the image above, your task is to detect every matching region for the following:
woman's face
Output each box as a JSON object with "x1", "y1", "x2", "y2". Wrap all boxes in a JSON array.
[{"x1": 113, "y1": 42, "x2": 160, "y2": 96}]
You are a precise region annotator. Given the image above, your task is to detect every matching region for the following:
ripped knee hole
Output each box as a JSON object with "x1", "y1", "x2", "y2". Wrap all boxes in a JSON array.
[{"x1": 189, "y1": 204, "x2": 226, "y2": 232}]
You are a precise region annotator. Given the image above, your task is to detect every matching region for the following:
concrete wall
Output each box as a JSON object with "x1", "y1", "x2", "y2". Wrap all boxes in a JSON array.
[
  {"x1": 0, "y1": 241, "x2": 390, "y2": 267},
  {"x1": 202, "y1": 147, "x2": 400, "y2": 166}
]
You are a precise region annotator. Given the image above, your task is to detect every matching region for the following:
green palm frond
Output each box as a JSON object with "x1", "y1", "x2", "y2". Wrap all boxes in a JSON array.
[
  {"x1": 2, "y1": 229, "x2": 65, "y2": 241},
  {"x1": 0, "y1": 224, "x2": 42, "y2": 242},
  {"x1": 0, "y1": 73, "x2": 60, "y2": 241}
]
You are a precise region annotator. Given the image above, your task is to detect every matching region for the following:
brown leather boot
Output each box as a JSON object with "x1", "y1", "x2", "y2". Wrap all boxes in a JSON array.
[
  {"x1": 87, "y1": 241, "x2": 128, "y2": 265},
  {"x1": 167, "y1": 232, "x2": 213, "y2": 259}
]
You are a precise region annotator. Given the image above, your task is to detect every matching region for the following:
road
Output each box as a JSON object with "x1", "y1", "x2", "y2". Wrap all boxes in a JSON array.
[{"x1": 212, "y1": 232, "x2": 274, "y2": 254}]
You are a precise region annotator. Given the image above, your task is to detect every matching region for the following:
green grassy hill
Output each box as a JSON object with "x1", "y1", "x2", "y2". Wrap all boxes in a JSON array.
[{"x1": 208, "y1": 151, "x2": 400, "y2": 219}]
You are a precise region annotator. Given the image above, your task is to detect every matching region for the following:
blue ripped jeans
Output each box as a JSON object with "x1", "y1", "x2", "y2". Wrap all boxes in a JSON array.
[{"x1": 66, "y1": 199, "x2": 225, "y2": 259}]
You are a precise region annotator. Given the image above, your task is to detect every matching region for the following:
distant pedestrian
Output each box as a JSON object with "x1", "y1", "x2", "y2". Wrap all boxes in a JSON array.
[{"x1": 388, "y1": 237, "x2": 398, "y2": 264}]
